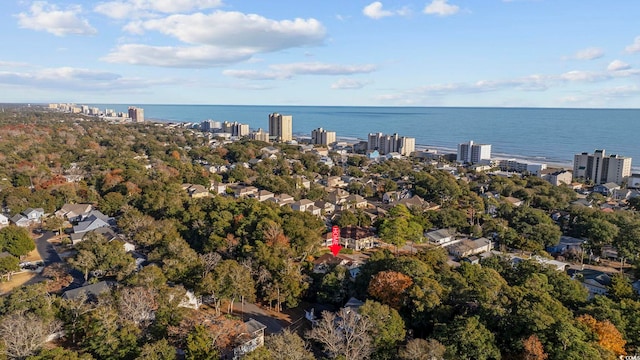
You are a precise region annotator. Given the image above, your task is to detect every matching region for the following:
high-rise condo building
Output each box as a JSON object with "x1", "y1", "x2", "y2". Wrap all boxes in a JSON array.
[
  {"x1": 457, "y1": 140, "x2": 491, "y2": 164},
  {"x1": 268, "y1": 113, "x2": 293, "y2": 142},
  {"x1": 367, "y1": 132, "x2": 415, "y2": 156},
  {"x1": 201, "y1": 120, "x2": 221, "y2": 132},
  {"x1": 128, "y1": 106, "x2": 144, "y2": 123},
  {"x1": 573, "y1": 149, "x2": 632, "y2": 185},
  {"x1": 222, "y1": 121, "x2": 249, "y2": 137},
  {"x1": 250, "y1": 128, "x2": 270, "y2": 142},
  {"x1": 311, "y1": 128, "x2": 337, "y2": 146}
]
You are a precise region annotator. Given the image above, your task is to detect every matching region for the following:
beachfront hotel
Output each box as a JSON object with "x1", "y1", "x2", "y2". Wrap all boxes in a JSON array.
[
  {"x1": 268, "y1": 113, "x2": 293, "y2": 142},
  {"x1": 457, "y1": 140, "x2": 492, "y2": 164},
  {"x1": 311, "y1": 128, "x2": 337, "y2": 146},
  {"x1": 367, "y1": 133, "x2": 415, "y2": 156},
  {"x1": 573, "y1": 149, "x2": 632, "y2": 185},
  {"x1": 128, "y1": 106, "x2": 144, "y2": 123}
]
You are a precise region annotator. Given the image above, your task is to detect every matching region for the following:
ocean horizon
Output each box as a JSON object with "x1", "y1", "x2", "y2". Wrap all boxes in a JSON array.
[{"x1": 86, "y1": 104, "x2": 640, "y2": 172}]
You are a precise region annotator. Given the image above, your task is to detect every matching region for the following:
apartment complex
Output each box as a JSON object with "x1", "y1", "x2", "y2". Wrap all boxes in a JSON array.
[
  {"x1": 573, "y1": 149, "x2": 632, "y2": 185},
  {"x1": 222, "y1": 121, "x2": 250, "y2": 137},
  {"x1": 367, "y1": 132, "x2": 415, "y2": 156},
  {"x1": 128, "y1": 107, "x2": 144, "y2": 123},
  {"x1": 498, "y1": 159, "x2": 547, "y2": 176},
  {"x1": 268, "y1": 113, "x2": 293, "y2": 142},
  {"x1": 457, "y1": 140, "x2": 491, "y2": 164},
  {"x1": 250, "y1": 128, "x2": 270, "y2": 142},
  {"x1": 311, "y1": 128, "x2": 337, "y2": 146}
]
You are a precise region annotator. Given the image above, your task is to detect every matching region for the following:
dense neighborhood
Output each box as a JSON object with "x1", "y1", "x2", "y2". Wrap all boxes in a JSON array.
[{"x1": 0, "y1": 105, "x2": 639, "y2": 359}]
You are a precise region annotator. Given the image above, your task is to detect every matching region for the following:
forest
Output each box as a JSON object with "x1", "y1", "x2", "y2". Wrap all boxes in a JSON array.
[{"x1": 0, "y1": 107, "x2": 639, "y2": 359}]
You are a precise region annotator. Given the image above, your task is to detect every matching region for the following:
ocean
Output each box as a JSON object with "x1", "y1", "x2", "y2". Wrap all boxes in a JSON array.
[{"x1": 90, "y1": 104, "x2": 640, "y2": 171}]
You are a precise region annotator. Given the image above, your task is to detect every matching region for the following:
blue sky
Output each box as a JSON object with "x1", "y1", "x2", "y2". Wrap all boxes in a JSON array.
[{"x1": 1, "y1": 0, "x2": 639, "y2": 107}]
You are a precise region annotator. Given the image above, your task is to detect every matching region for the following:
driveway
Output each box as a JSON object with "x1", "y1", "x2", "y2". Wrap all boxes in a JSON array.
[
  {"x1": 35, "y1": 231, "x2": 63, "y2": 265},
  {"x1": 35, "y1": 231, "x2": 84, "y2": 287}
]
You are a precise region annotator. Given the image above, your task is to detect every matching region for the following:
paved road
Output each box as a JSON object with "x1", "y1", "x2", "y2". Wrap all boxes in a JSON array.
[
  {"x1": 35, "y1": 231, "x2": 84, "y2": 288},
  {"x1": 233, "y1": 302, "x2": 294, "y2": 334}
]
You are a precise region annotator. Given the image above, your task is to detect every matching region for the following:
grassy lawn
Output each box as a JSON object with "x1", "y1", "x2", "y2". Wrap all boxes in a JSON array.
[
  {"x1": 23, "y1": 248, "x2": 43, "y2": 263},
  {"x1": 0, "y1": 271, "x2": 37, "y2": 295}
]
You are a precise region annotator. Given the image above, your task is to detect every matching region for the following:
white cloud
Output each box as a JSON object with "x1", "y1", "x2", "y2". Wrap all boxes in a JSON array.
[
  {"x1": 16, "y1": 1, "x2": 96, "y2": 36},
  {"x1": 607, "y1": 60, "x2": 631, "y2": 72},
  {"x1": 224, "y1": 62, "x2": 377, "y2": 80},
  {"x1": 331, "y1": 78, "x2": 370, "y2": 89},
  {"x1": 271, "y1": 62, "x2": 376, "y2": 75},
  {"x1": 0, "y1": 66, "x2": 167, "y2": 91},
  {"x1": 363, "y1": 2, "x2": 394, "y2": 19},
  {"x1": 560, "y1": 70, "x2": 609, "y2": 82},
  {"x1": 94, "y1": 0, "x2": 223, "y2": 19},
  {"x1": 102, "y1": 44, "x2": 255, "y2": 67},
  {"x1": 625, "y1": 36, "x2": 640, "y2": 53},
  {"x1": 129, "y1": 11, "x2": 325, "y2": 50},
  {"x1": 222, "y1": 70, "x2": 284, "y2": 80},
  {"x1": 575, "y1": 47, "x2": 604, "y2": 60},
  {"x1": 107, "y1": 11, "x2": 326, "y2": 67},
  {"x1": 423, "y1": 0, "x2": 459, "y2": 16}
]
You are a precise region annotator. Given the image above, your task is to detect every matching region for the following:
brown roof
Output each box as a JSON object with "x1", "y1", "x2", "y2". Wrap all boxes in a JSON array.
[{"x1": 340, "y1": 225, "x2": 374, "y2": 240}]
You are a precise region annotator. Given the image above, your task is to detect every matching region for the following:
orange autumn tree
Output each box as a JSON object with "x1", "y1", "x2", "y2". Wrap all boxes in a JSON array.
[
  {"x1": 522, "y1": 334, "x2": 548, "y2": 360},
  {"x1": 577, "y1": 314, "x2": 626, "y2": 357},
  {"x1": 368, "y1": 270, "x2": 413, "y2": 309}
]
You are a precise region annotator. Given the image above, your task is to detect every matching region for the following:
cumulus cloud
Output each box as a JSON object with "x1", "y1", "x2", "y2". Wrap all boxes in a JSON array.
[
  {"x1": 132, "y1": 12, "x2": 325, "y2": 49},
  {"x1": 16, "y1": 1, "x2": 96, "y2": 36},
  {"x1": 607, "y1": 60, "x2": 631, "y2": 72},
  {"x1": 423, "y1": 0, "x2": 459, "y2": 16},
  {"x1": 625, "y1": 36, "x2": 640, "y2": 53},
  {"x1": 363, "y1": 2, "x2": 394, "y2": 19},
  {"x1": 570, "y1": 47, "x2": 604, "y2": 60},
  {"x1": 94, "y1": 0, "x2": 223, "y2": 19},
  {"x1": 106, "y1": 11, "x2": 327, "y2": 67},
  {"x1": 0, "y1": 66, "x2": 167, "y2": 91},
  {"x1": 223, "y1": 62, "x2": 377, "y2": 80},
  {"x1": 102, "y1": 44, "x2": 255, "y2": 68},
  {"x1": 331, "y1": 78, "x2": 370, "y2": 89},
  {"x1": 560, "y1": 70, "x2": 609, "y2": 82}
]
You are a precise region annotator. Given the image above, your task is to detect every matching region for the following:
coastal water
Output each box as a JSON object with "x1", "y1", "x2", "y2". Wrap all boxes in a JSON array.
[{"x1": 91, "y1": 105, "x2": 640, "y2": 171}]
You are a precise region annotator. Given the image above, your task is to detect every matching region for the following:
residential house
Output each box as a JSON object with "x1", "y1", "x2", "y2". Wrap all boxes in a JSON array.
[
  {"x1": 23, "y1": 208, "x2": 45, "y2": 221},
  {"x1": 325, "y1": 176, "x2": 346, "y2": 188},
  {"x1": 0, "y1": 213, "x2": 8, "y2": 227},
  {"x1": 543, "y1": 169, "x2": 573, "y2": 186},
  {"x1": 339, "y1": 225, "x2": 377, "y2": 251},
  {"x1": 345, "y1": 194, "x2": 368, "y2": 210},
  {"x1": 235, "y1": 186, "x2": 258, "y2": 198},
  {"x1": 62, "y1": 281, "x2": 112, "y2": 301},
  {"x1": 570, "y1": 269, "x2": 611, "y2": 299},
  {"x1": 503, "y1": 196, "x2": 523, "y2": 207},
  {"x1": 291, "y1": 199, "x2": 315, "y2": 212},
  {"x1": 185, "y1": 184, "x2": 210, "y2": 198},
  {"x1": 425, "y1": 228, "x2": 457, "y2": 246},
  {"x1": 306, "y1": 204, "x2": 322, "y2": 216},
  {"x1": 72, "y1": 210, "x2": 112, "y2": 236},
  {"x1": 326, "y1": 188, "x2": 350, "y2": 205},
  {"x1": 233, "y1": 319, "x2": 267, "y2": 360},
  {"x1": 10, "y1": 214, "x2": 30, "y2": 227},
  {"x1": 382, "y1": 191, "x2": 400, "y2": 204},
  {"x1": 210, "y1": 181, "x2": 227, "y2": 195},
  {"x1": 253, "y1": 190, "x2": 275, "y2": 202},
  {"x1": 55, "y1": 203, "x2": 93, "y2": 222},
  {"x1": 266, "y1": 193, "x2": 295, "y2": 207},
  {"x1": 314, "y1": 200, "x2": 335, "y2": 215},
  {"x1": 70, "y1": 226, "x2": 117, "y2": 245},
  {"x1": 447, "y1": 238, "x2": 492, "y2": 258},
  {"x1": 546, "y1": 236, "x2": 584, "y2": 255},
  {"x1": 260, "y1": 146, "x2": 280, "y2": 156},
  {"x1": 293, "y1": 175, "x2": 311, "y2": 189},
  {"x1": 312, "y1": 253, "x2": 352, "y2": 274},
  {"x1": 593, "y1": 182, "x2": 621, "y2": 197}
]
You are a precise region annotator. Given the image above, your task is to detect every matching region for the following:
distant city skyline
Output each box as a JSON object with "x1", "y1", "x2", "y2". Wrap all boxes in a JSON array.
[{"x1": 1, "y1": 1, "x2": 640, "y2": 108}]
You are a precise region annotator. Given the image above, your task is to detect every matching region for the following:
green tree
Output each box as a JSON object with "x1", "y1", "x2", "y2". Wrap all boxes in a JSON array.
[
  {"x1": 0, "y1": 226, "x2": 35, "y2": 258},
  {"x1": 359, "y1": 300, "x2": 406, "y2": 359},
  {"x1": 0, "y1": 254, "x2": 20, "y2": 281},
  {"x1": 136, "y1": 339, "x2": 176, "y2": 360},
  {"x1": 27, "y1": 347, "x2": 95, "y2": 360},
  {"x1": 439, "y1": 316, "x2": 501, "y2": 360},
  {"x1": 608, "y1": 273, "x2": 635, "y2": 301},
  {"x1": 185, "y1": 325, "x2": 219, "y2": 360}
]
